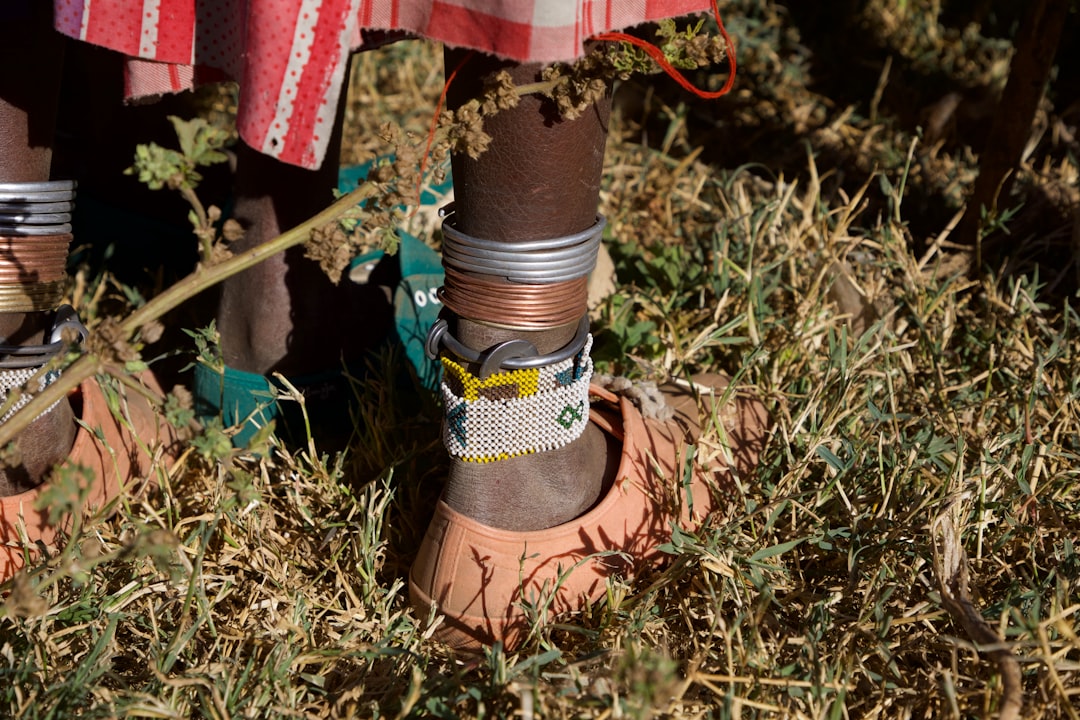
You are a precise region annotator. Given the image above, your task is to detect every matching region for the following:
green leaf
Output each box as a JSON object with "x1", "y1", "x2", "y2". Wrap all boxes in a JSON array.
[
  {"x1": 126, "y1": 142, "x2": 185, "y2": 191},
  {"x1": 750, "y1": 538, "x2": 805, "y2": 562},
  {"x1": 816, "y1": 445, "x2": 848, "y2": 473},
  {"x1": 169, "y1": 115, "x2": 230, "y2": 168}
]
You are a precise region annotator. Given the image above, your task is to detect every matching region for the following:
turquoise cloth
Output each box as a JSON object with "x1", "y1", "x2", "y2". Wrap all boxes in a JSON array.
[
  {"x1": 192, "y1": 361, "x2": 278, "y2": 448},
  {"x1": 391, "y1": 231, "x2": 445, "y2": 391},
  {"x1": 343, "y1": 156, "x2": 449, "y2": 391},
  {"x1": 193, "y1": 159, "x2": 448, "y2": 448},
  {"x1": 192, "y1": 359, "x2": 364, "y2": 448}
]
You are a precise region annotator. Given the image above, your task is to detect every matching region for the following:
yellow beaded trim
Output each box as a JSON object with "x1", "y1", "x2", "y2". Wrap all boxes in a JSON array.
[
  {"x1": 467, "y1": 448, "x2": 536, "y2": 464},
  {"x1": 441, "y1": 357, "x2": 540, "y2": 401},
  {"x1": 439, "y1": 335, "x2": 593, "y2": 463}
]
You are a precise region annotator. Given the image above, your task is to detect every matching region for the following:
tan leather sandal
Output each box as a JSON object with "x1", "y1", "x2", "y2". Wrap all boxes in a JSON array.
[
  {"x1": 0, "y1": 372, "x2": 177, "y2": 581},
  {"x1": 410, "y1": 378, "x2": 767, "y2": 651}
]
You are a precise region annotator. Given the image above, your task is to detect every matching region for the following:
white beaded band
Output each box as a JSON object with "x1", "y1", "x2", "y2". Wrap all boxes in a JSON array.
[
  {"x1": 440, "y1": 335, "x2": 593, "y2": 463},
  {"x1": 0, "y1": 366, "x2": 60, "y2": 424}
]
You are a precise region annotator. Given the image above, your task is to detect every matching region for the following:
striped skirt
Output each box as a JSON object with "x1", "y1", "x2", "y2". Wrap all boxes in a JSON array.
[{"x1": 54, "y1": 1, "x2": 710, "y2": 168}]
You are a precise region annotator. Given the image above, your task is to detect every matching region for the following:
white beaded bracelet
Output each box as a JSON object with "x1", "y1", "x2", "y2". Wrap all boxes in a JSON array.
[
  {"x1": 440, "y1": 335, "x2": 593, "y2": 463},
  {"x1": 0, "y1": 366, "x2": 60, "y2": 424}
]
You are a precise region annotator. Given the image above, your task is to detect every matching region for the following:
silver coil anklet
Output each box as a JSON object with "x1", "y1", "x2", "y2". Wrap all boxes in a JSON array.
[
  {"x1": 426, "y1": 314, "x2": 589, "y2": 379},
  {"x1": 439, "y1": 204, "x2": 604, "y2": 285},
  {"x1": 431, "y1": 208, "x2": 603, "y2": 462},
  {"x1": 0, "y1": 180, "x2": 76, "y2": 236}
]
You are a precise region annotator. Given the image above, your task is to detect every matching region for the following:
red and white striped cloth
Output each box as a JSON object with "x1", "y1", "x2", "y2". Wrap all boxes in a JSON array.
[{"x1": 53, "y1": 0, "x2": 710, "y2": 169}]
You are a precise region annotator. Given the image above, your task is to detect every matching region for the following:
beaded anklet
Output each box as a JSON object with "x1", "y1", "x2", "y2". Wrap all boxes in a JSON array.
[
  {"x1": 0, "y1": 305, "x2": 86, "y2": 423},
  {"x1": 0, "y1": 366, "x2": 60, "y2": 423},
  {"x1": 440, "y1": 335, "x2": 593, "y2": 463}
]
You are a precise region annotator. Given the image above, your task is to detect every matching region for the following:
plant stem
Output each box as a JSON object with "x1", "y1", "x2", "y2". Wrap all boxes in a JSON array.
[
  {"x1": 179, "y1": 185, "x2": 217, "y2": 263},
  {"x1": 0, "y1": 183, "x2": 378, "y2": 450},
  {"x1": 514, "y1": 78, "x2": 563, "y2": 97},
  {"x1": 179, "y1": 185, "x2": 207, "y2": 228},
  {"x1": 0, "y1": 355, "x2": 101, "y2": 449},
  {"x1": 121, "y1": 183, "x2": 376, "y2": 334}
]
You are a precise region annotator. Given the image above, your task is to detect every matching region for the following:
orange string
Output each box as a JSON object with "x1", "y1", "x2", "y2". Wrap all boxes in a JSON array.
[
  {"x1": 412, "y1": 50, "x2": 474, "y2": 213},
  {"x1": 414, "y1": 2, "x2": 735, "y2": 207},
  {"x1": 593, "y1": 0, "x2": 736, "y2": 100}
]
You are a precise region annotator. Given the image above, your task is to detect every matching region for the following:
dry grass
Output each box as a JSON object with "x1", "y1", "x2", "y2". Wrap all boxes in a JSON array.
[{"x1": 4, "y1": 1, "x2": 1080, "y2": 717}]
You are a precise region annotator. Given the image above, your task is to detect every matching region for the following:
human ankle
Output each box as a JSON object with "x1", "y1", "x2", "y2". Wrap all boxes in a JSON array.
[
  {"x1": 0, "y1": 310, "x2": 75, "y2": 496},
  {"x1": 443, "y1": 422, "x2": 614, "y2": 530},
  {"x1": 431, "y1": 206, "x2": 607, "y2": 529},
  {"x1": 217, "y1": 191, "x2": 392, "y2": 377},
  {"x1": 434, "y1": 317, "x2": 613, "y2": 533},
  {"x1": 0, "y1": 191, "x2": 81, "y2": 495}
]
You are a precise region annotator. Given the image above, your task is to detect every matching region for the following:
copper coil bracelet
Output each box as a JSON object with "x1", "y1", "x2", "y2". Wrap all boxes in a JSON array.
[
  {"x1": 0, "y1": 282, "x2": 66, "y2": 313},
  {"x1": 439, "y1": 265, "x2": 587, "y2": 329},
  {"x1": 0, "y1": 234, "x2": 72, "y2": 285},
  {"x1": 0, "y1": 304, "x2": 87, "y2": 369}
]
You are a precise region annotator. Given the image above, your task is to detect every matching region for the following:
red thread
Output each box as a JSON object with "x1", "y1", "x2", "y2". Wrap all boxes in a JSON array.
[
  {"x1": 412, "y1": 50, "x2": 474, "y2": 213},
  {"x1": 413, "y1": 3, "x2": 734, "y2": 208},
  {"x1": 593, "y1": 0, "x2": 736, "y2": 100}
]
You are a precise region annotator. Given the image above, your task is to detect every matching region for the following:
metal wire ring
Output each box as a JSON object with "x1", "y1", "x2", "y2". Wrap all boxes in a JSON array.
[
  {"x1": 444, "y1": 239, "x2": 599, "y2": 262},
  {"x1": 440, "y1": 212, "x2": 604, "y2": 284},
  {"x1": 442, "y1": 245, "x2": 600, "y2": 272},
  {"x1": 0, "y1": 223, "x2": 73, "y2": 236},
  {"x1": 0, "y1": 181, "x2": 75, "y2": 194},
  {"x1": 441, "y1": 258, "x2": 598, "y2": 283},
  {"x1": 0, "y1": 281, "x2": 66, "y2": 312},
  {"x1": 0, "y1": 191, "x2": 76, "y2": 203},
  {"x1": 425, "y1": 314, "x2": 590, "y2": 377},
  {"x1": 0, "y1": 304, "x2": 87, "y2": 369},
  {"x1": 0, "y1": 212, "x2": 73, "y2": 224},
  {"x1": 0, "y1": 201, "x2": 73, "y2": 213},
  {"x1": 442, "y1": 240, "x2": 600, "y2": 283},
  {"x1": 442, "y1": 211, "x2": 606, "y2": 253}
]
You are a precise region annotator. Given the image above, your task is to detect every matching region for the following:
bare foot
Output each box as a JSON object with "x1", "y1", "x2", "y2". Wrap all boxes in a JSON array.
[
  {"x1": 443, "y1": 422, "x2": 618, "y2": 531},
  {"x1": 411, "y1": 364, "x2": 770, "y2": 650}
]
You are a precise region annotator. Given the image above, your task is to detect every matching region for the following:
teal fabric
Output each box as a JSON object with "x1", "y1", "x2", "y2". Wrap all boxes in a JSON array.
[
  {"x1": 192, "y1": 159, "x2": 448, "y2": 448},
  {"x1": 337, "y1": 158, "x2": 453, "y2": 204},
  {"x1": 392, "y1": 233, "x2": 445, "y2": 391},
  {"x1": 192, "y1": 361, "x2": 276, "y2": 448},
  {"x1": 343, "y1": 156, "x2": 449, "y2": 390},
  {"x1": 192, "y1": 360, "x2": 362, "y2": 448}
]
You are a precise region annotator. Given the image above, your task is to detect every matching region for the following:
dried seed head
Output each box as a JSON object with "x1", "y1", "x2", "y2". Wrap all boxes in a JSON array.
[
  {"x1": 171, "y1": 383, "x2": 193, "y2": 410},
  {"x1": 141, "y1": 319, "x2": 165, "y2": 345},
  {"x1": 306, "y1": 222, "x2": 353, "y2": 285},
  {"x1": 222, "y1": 219, "x2": 245, "y2": 243},
  {"x1": 90, "y1": 318, "x2": 139, "y2": 363},
  {"x1": 208, "y1": 242, "x2": 234, "y2": 266},
  {"x1": 444, "y1": 101, "x2": 492, "y2": 159},
  {"x1": 480, "y1": 70, "x2": 521, "y2": 116}
]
